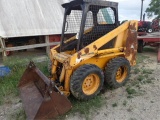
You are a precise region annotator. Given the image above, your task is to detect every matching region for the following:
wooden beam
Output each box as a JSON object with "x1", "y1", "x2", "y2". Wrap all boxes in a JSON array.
[
  {"x1": 45, "y1": 36, "x2": 50, "y2": 56},
  {"x1": 4, "y1": 42, "x2": 60, "y2": 51},
  {"x1": 0, "y1": 37, "x2": 7, "y2": 56}
]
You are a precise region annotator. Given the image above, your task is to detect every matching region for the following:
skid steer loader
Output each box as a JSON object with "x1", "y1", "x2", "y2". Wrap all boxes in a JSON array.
[{"x1": 18, "y1": 0, "x2": 138, "y2": 119}]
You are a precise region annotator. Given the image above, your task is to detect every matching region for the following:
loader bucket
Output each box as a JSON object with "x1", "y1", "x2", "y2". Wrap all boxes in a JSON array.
[{"x1": 18, "y1": 62, "x2": 72, "y2": 120}]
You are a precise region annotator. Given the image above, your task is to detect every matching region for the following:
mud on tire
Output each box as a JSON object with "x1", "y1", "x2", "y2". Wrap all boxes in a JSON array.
[
  {"x1": 105, "y1": 57, "x2": 131, "y2": 88},
  {"x1": 70, "y1": 64, "x2": 104, "y2": 100}
]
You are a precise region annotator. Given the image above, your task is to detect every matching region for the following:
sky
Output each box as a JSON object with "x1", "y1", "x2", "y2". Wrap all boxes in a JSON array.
[{"x1": 112, "y1": 0, "x2": 153, "y2": 21}]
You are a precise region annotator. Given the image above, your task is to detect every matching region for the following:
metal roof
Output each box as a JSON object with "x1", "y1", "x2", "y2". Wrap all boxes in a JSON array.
[{"x1": 0, "y1": 0, "x2": 71, "y2": 38}]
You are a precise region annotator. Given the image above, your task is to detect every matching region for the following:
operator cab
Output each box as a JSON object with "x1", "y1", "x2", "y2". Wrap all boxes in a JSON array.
[{"x1": 60, "y1": 0, "x2": 119, "y2": 52}]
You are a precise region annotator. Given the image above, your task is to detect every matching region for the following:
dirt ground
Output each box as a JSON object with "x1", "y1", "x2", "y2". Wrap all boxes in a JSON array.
[
  {"x1": 66, "y1": 47, "x2": 160, "y2": 120},
  {"x1": 0, "y1": 47, "x2": 160, "y2": 120}
]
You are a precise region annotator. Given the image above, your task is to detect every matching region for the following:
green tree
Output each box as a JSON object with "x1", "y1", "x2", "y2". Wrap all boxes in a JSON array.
[{"x1": 145, "y1": 0, "x2": 160, "y2": 18}]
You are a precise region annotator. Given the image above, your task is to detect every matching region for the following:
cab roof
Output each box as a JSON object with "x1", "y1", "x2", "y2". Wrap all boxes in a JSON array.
[{"x1": 62, "y1": 0, "x2": 118, "y2": 10}]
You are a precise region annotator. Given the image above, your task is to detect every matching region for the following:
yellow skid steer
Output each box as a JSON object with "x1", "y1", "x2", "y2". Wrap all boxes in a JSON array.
[{"x1": 18, "y1": 0, "x2": 138, "y2": 119}]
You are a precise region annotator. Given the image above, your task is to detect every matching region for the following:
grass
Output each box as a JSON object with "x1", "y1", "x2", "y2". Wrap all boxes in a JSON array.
[
  {"x1": 143, "y1": 47, "x2": 156, "y2": 52},
  {"x1": 130, "y1": 118, "x2": 137, "y2": 120},
  {"x1": 0, "y1": 67, "x2": 25, "y2": 105},
  {"x1": 57, "y1": 95, "x2": 105, "y2": 120},
  {"x1": 126, "y1": 86, "x2": 138, "y2": 99},
  {"x1": 0, "y1": 52, "x2": 155, "y2": 119},
  {"x1": 126, "y1": 54, "x2": 154, "y2": 99},
  {"x1": 127, "y1": 95, "x2": 134, "y2": 99},
  {"x1": 137, "y1": 75, "x2": 145, "y2": 82},
  {"x1": 123, "y1": 100, "x2": 127, "y2": 106},
  {"x1": 1, "y1": 55, "x2": 105, "y2": 120},
  {"x1": 133, "y1": 67, "x2": 141, "y2": 74},
  {"x1": 126, "y1": 87, "x2": 137, "y2": 95},
  {"x1": 131, "y1": 80, "x2": 140, "y2": 87},
  {"x1": 0, "y1": 55, "x2": 50, "y2": 119},
  {"x1": 136, "y1": 71, "x2": 153, "y2": 85},
  {"x1": 112, "y1": 103, "x2": 118, "y2": 107},
  {"x1": 131, "y1": 54, "x2": 154, "y2": 85},
  {"x1": 136, "y1": 54, "x2": 149, "y2": 64},
  {"x1": 64, "y1": 93, "x2": 104, "y2": 119},
  {"x1": 144, "y1": 79, "x2": 152, "y2": 84},
  {"x1": 0, "y1": 56, "x2": 49, "y2": 105},
  {"x1": 150, "y1": 101, "x2": 154, "y2": 103},
  {"x1": 142, "y1": 69, "x2": 153, "y2": 74},
  {"x1": 9, "y1": 109, "x2": 26, "y2": 120}
]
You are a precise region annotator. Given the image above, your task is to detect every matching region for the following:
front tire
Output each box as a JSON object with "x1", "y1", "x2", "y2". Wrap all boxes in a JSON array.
[
  {"x1": 105, "y1": 57, "x2": 130, "y2": 88},
  {"x1": 70, "y1": 64, "x2": 104, "y2": 100}
]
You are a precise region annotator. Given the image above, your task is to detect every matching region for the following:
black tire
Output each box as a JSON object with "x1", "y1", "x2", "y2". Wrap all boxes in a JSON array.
[
  {"x1": 70, "y1": 64, "x2": 104, "y2": 100},
  {"x1": 105, "y1": 57, "x2": 130, "y2": 88},
  {"x1": 137, "y1": 40, "x2": 143, "y2": 53},
  {"x1": 147, "y1": 28, "x2": 153, "y2": 33}
]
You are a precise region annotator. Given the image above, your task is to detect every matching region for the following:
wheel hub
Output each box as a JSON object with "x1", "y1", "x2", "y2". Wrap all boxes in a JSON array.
[
  {"x1": 82, "y1": 74, "x2": 100, "y2": 95},
  {"x1": 116, "y1": 66, "x2": 127, "y2": 83}
]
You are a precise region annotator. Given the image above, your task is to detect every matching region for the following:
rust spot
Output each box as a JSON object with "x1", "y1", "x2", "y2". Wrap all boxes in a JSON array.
[
  {"x1": 64, "y1": 59, "x2": 72, "y2": 69},
  {"x1": 119, "y1": 48, "x2": 124, "y2": 52},
  {"x1": 124, "y1": 27, "x2": 138, "y2": 66},
  {"x1": 77, "y1": 52, "x2": 82, "y2": 59},
  {"x1": 93, "y1": 45, "x2": 97, "y2": 50},
  {"x1": 129, "y1": 23, "x2": 136, "y2": 30},
  {"x1": 64, "y1": 60, "x2": 69, "y2": 66},
  {"x1": 18, "y1": 62, "x2": 72, "y2": 120},
  {"x1": 84, "y1": 48, "x2": 89, "y2": 54}
]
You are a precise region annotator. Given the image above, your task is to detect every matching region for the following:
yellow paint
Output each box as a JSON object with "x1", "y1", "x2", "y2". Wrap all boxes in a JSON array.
[
  {"x1": 69, "y1": 21, "x2": 137, "y2": 66},
  {"x1": 97, "y1": 47, "x2": 124, "y2": 54},
  {"x1": 116, "y1": 66, "x2": 128, "y2": 83},
  {"x1": 82, "y1": 73, "x2": 100, "y2": 95},
  {"x1": 51, "y1": 60, "x2": 58, "y2": 81},
  {"x1": 49, "y1": 20, "x2": 138, "y2": 94},
  {"x1": 64, "y1": 69, "x2": 72, "y2": 92},
  {"x1": 73, "y1": 54, "x2": 120, "y2": 70},
  {"x1": 59, "y1": 66, "x2": 65, "y2": 83},
  {"x1": 114, "y1": 29, "x2": 128, "y2": 48}
]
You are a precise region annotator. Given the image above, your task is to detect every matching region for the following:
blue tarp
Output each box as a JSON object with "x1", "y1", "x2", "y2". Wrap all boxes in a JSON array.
[{"x1": 0, "y1": 66, "x2": 10, "y2": 77}]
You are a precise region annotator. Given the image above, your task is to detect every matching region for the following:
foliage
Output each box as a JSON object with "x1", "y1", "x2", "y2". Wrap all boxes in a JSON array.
[
  {"x1": 145, "y1": 0, "x2": 160, "y2": 19},
  {"x1": 0, "y1": 56, "x2": 49, "y2": 105},
  {"x1": 1, "y1": 56, "x2": 104, "y2": 120}
]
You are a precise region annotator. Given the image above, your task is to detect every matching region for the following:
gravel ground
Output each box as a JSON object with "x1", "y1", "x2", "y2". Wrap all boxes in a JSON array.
[
  {"x1": 66, "y1": 49, "x2": 160, "y2": 120},
  {"x1": 0, "y1": 48, "x2": 160, "y2": 120}
]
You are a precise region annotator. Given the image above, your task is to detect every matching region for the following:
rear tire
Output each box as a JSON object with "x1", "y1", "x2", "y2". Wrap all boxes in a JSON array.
[
  {"x1": 105, "y1": 57, "x2": 130, "y2": 88},
  {"x1": 70, "y1": 64, "x2": 104, "y2": 100},
  {"x1": 147, "y1": 28, "x2": 153, "y2": 33}
]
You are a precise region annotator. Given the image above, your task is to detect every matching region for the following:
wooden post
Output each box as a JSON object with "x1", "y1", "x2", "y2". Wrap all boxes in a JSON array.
[
  {"x1": 0, "y1": 37, "x2": 6, "y2": 56},
  {"x1": 45, "y1": 35, "x2": 50, "y2": 56}
]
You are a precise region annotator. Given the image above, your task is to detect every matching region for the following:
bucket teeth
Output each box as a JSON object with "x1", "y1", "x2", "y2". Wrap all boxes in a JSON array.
[{"x1": 18, "y1": 62, "x2": 72, "y2": 120}]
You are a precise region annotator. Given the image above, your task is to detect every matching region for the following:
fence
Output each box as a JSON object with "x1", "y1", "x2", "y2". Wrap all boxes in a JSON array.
[{"x1": 0, "y1": 36, "x2": 60, "y2": 56}]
